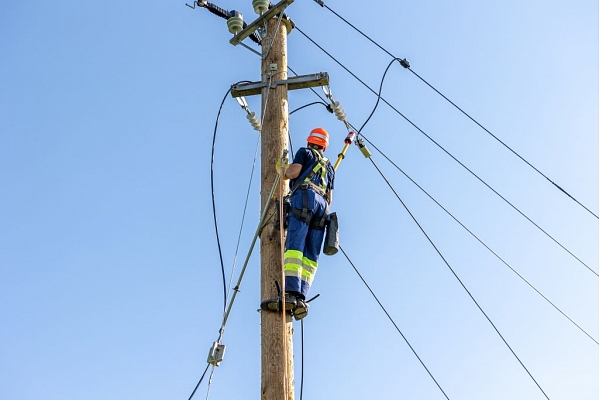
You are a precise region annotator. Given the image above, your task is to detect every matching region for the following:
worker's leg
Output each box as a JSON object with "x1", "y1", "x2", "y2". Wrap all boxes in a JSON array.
[
  {"x1": 298, "y1": 196, "x2": 327, "y2": 298},
  {"x1": 284, "y1": 213, "x2": 308, "y2": 294}
]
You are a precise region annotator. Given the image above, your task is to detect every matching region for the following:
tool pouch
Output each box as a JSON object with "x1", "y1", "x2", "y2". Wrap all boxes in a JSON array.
[
  {"x1": 273, "y1": 197, "x2": 290, "y2": 231},
  {"x1": 323, "y1": 212, "x2": 339, "y2": 255}
]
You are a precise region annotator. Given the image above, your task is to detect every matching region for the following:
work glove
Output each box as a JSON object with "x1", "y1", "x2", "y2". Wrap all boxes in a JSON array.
[{"x1": 275, "y1": 158, "x2": 290, "y2": 180}]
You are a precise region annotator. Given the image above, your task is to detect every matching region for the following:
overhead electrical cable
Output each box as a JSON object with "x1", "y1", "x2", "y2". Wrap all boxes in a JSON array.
[
  {"x1": 290, "y1": 101, "x2": 330, "y2": 116},
  {"x1": 360, "y1": 134, "x2": 598, "y2": 345},
  {"x1": 287, "y1": 79, "x2": 596, "y2": 341},
  {"x1": 187, "y1": 364, "x2": 211, "y2": 400},
  {"x1": 289, "y1": 100, "x2": 331, "y2": 156},
  {"x1": 309, "y1": 0, "x2": 598, "y2": 220},
  {"x1": 365, "y1": 156, "x2": 550, "y2": 399},
  {"x1": 407, "y1": 68, "x2": 599, "y2": 220},
  {"x1": 293, "y1": 30, "x2": 596, "y2": 276},
  {"x1": 204, "y1": 366, "x2": 216, "y2": 400},
  {"x1": 300, "y1": 319, "x2": 305, "y2": 400},
  {"x1": 210, "y1": 87, "x2": 234, "y2": 313},
  {"x1": 219, "y1": 176, "x2": 280, "y2": 335},
  {"x1": 210, "y1": 81, "x2": 262, "y2": 315},
  {"x1": 339, "y1": 246, "x2": 451, "y2": 400},
  {"x1": 225, "y1": 134, "x2": 261, "y2": 305}
]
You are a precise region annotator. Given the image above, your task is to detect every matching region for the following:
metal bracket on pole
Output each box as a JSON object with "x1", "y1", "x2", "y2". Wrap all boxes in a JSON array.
[
  {"x1": 230, "y1": 72, "x2": 329, "y2": 98},
  {"x1": 229, "y1": 0, "x2": 295, "y2": 46}
]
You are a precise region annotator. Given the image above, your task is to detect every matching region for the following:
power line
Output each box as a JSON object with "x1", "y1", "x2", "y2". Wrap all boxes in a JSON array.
[
  {"x1": 187, "y1": 364, "x2": 211, "y2": 400},
  {"x1": 339, "y1": 246, "x2": 451, "y2": 400},
  {"x1": 309, "y1": 0, "x2": 598, "y2": 220},
  {"x1": 294, "y1": 26, "x2": 596, "y2": 276},
  {"x1": 210, "y1": 87, "x2": 233, "y2": 313},
  {"x1": 300, "y1": 319, "x2": 305, "y2": 400},
  {"x1": 366, "y1": 156, "x2": 550, "y2": 399},
  {"x1": 361, "y1": 134, "x2": 598, "y2": 345},
  {"x1": 225, "y1": 134, "x2": 261, "y2": 309},
  {"x1": 287, "y1": 69, "x2": 597, "y2": 342}
]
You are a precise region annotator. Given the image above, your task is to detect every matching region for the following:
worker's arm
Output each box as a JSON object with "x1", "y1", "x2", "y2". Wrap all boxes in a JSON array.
[
  {"x1": 285, "y1": 163, "x2": 302, "y2": 180},
  {"x1": 327, "y1": 190, "x2": 332, "y2": 205}
]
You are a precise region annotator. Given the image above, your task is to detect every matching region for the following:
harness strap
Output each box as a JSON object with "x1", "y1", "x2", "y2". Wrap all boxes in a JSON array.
[
  {"x1": 289, "y1": 189, "x2": 329, "y2": 230},
  {"x1": 286, "y1": 148, "x2": 331, "y2": 230},
  {"x1": 290, "y1": 148, "x2": 330, "y2": 197}
]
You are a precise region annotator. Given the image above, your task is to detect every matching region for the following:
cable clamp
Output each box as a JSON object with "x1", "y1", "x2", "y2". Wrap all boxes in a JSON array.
[{"x1": 207, "y1": 342, "x2": 226, "y2": 366}]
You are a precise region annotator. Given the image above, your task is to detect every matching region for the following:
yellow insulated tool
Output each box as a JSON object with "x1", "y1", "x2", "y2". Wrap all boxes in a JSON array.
[{"x1": 333, "y1": 131, "x2": 355, "y2": 170}]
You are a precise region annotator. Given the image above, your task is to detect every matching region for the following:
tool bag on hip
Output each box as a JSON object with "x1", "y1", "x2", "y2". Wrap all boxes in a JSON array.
[{"x1": 323, "y1": 212, "x2": 339, "y2": 256}]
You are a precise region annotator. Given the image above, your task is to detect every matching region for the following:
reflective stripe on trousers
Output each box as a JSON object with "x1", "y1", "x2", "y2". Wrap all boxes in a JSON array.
[
  {"x1": 283, "y1": 189, "x2": 327, "y2": 298},
  {"x1": 284, "y1": 250, "x2": 318, "y2": 292}
]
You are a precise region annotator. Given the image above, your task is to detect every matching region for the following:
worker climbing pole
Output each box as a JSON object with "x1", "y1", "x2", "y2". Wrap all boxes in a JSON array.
[
  {"x1": 225, "y1": 1, "x2": 333, "y2": 399},
  {"x1": 256, "y1": 4, "x2": 294, "y2": 399},
  {"x1": 191, "y1": 1, "x2": 359, "y2": 398}
]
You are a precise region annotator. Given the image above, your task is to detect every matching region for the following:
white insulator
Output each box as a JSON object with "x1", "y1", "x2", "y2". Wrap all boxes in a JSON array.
[
  {"x1": 227, "y1": 13, "x2": 244, "y2": 35},
  {"x1": 252, "y1": 0, "x2": 269, "y2": 14},
  {"x1": 247, "y1": 112, "x2": 261, "y2": 131},
  {"x1": 332, "y1": 101, "x2": 346, "y2": 121}
]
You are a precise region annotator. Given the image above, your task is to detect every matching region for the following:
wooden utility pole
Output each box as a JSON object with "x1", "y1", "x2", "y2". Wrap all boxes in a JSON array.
[
  {"x1": 259, "y1": 16, "x2": 294, "y2": 400},
  {"x1": 225, "y1": 2, "x2": 329, "y2": 397}
]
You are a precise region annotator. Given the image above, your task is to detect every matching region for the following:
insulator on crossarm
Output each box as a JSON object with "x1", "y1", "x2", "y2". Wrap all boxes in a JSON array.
[
  {"x1": 331, "y1": 101, "x2": 346, "y2": 121},
  {"x1": 247, "y1": 111, "x2": 261, "y2": 131},
  {"x1": 252, "y1": 0, "x2": 269, "y2": 14},
  {"x1": 227, "y1": 11, "x2": 244, "y2": 34}
]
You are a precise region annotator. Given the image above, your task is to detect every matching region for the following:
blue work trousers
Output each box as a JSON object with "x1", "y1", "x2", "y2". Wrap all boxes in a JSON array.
[{"x1": 284, "y1": 189, "x2": 328, "y2": 298}]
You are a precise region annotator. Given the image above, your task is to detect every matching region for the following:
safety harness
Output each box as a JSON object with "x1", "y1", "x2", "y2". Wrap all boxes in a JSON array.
[{"x1": 288, "y1": 148, "x2": 330, "y2": 230}]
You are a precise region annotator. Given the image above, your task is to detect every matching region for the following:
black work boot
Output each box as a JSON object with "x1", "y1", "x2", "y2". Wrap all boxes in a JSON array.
[
  {"x1": 260, "y1": 295, "x2": 296, "y2": 312},
  {"x1": 292, "y1": 298, "x2": 309, "y2": 320}
]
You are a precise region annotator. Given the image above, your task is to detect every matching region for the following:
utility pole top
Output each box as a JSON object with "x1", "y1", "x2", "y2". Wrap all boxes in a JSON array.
[{"x1": 229, "y1": 0, "x2": 295, "y2": 46}]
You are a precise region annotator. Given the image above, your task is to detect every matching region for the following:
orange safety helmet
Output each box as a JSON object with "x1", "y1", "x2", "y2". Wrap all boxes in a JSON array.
[{"x1": 307, "y1": 127, "x2": 329, "y2": 150}]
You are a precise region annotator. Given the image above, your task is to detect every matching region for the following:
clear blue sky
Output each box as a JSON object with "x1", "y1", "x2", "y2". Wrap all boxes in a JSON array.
[{"x1": 1, "y1": 1, "x2": 598, "y2": 399}]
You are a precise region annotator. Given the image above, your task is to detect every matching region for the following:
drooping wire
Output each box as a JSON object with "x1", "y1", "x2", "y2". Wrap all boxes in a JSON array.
[
  {"x1": 290, "y1": 101, "x2": 329, "y2": 116},
  {"x1": 355, "y1": 57, "x2": 402, "y2": 135},
  {"x1": 290, "y1": 49, "x2": 597, "y2": 350},
  {"x1": 210, "y1": 87, "x2": 234, "y2": 313},
  {"x1": 366, "y1": 156, "x2": 550, "y2": 399},
  {"x1": 187, "y1": 364, "x2": 211, "y2": 400},
  {"x1": 216, "y1": 75, "x2": 276, "y2": 338},
  {"x1": 360, "y1": 134, "x2": 599, "y2": 344},
  {"x1": 194, "y1": 79, "x2": 275, "y2": 399},
  {"x1": 205, "y1": 366, "x2": 216, "y2": 400},
  {"x1": 289, "y1": 100, "x2": 331, "y2": 156},
  {"x1": 407, "y1": 68, "x2": 599, "y2": 219},
  {"x1": 225, "y1": 133, "x2": 261, "y2": 308},
  {"x1": 330, "y1": 90, "x2": 597, "y2": 343},
  {"x1": 309, "y1": 0, "x2": 598, "y2": 220},
  {"x1": 339, "y1": 246, "x2": 450, "y2": 400},
  {"x1": 294, "y1": 30, "x2": 596, "y2": 276},
  {"x1": 300, "y1": 318, "x2": 305, "y2": 400},
  {"x1": 287, "y1": 84, "x2": 597, "y2": 342}
]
